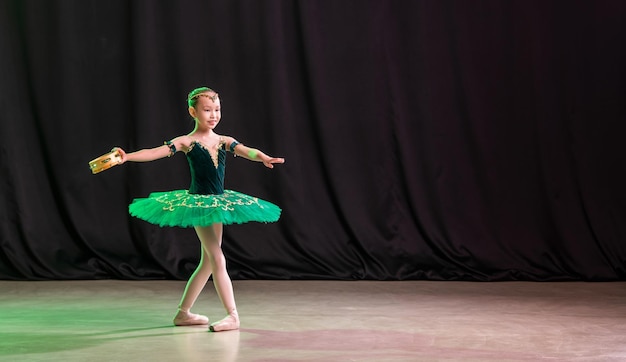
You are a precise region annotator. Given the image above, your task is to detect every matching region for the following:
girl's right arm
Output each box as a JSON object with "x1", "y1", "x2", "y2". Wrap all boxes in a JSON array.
[{"x1": 114, "y1": 136, "x2": 191, "y2": 164}]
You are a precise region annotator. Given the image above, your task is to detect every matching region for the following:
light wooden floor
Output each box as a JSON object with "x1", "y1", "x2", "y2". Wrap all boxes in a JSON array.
[{"x1": 0, "y1": 280, "x2": 625, "y2": 361}]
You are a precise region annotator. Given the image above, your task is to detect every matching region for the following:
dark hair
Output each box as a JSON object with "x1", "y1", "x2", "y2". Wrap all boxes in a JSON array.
[{"x1": 187, "y1": 87, "x2": 219, "y2": 108}]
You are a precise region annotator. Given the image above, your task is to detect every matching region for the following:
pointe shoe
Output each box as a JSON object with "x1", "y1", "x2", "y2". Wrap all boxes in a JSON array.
[
  {"x1": 209, "y1": 313, "x2": 240, "y2": 332},
  {"x1": 173, "y1": 310, "x2": 209, "y2": 326}
]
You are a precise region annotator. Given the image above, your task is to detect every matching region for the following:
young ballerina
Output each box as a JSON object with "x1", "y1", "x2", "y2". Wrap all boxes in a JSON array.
[{"x1": 112, "y1": 87, "x2": 284, "y2": 332}]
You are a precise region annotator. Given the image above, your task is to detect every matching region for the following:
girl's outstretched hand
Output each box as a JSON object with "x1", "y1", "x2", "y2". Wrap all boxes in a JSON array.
[
  {"x1": 111, "y1": 147, "x2": 128, "y2": 164},
  {"x1": 263, "y1": 157, "x2": 285, "y2": 169}
]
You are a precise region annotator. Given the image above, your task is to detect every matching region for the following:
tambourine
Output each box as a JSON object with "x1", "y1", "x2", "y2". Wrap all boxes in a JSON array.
[{"x1": 89, "y1": 150, "x2": 122, "y2": 174}]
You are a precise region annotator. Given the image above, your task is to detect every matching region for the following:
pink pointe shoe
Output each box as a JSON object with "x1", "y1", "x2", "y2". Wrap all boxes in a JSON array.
[
  {"x1": 209, "y1": 312, "x2": 240, "y2": 332},
  {"x1": 173, "y1": 309, "x2": 209, "y2": 326}
]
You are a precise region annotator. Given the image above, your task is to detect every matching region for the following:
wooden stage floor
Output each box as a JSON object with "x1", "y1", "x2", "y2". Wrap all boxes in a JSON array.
[{"x1": 0, "y1": 280, "x2": 625, "y2": 361}]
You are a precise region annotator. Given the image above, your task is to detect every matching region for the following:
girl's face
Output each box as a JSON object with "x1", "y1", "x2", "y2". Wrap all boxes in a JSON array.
[{"x1": 190, "y1": 93, "x2": 221, "y2": 130}]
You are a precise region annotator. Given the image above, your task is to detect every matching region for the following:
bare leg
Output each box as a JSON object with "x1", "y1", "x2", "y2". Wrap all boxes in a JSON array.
[
  {"x1": 194, "y1": 223, "x2": 240, "y2": 332},
  {"x1": 173, "y1": 245, "x2": 212, "y2": 326}
]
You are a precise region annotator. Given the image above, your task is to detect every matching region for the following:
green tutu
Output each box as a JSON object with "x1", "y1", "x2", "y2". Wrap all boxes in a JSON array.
[{"x1": 128, "y1": 189, "x2": 281, "y2": 228}]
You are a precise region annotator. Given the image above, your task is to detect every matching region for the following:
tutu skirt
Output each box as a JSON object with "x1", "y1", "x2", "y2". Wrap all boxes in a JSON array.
[{"x1": 128, "y1": 189, "x2": 281, "y2": 227}]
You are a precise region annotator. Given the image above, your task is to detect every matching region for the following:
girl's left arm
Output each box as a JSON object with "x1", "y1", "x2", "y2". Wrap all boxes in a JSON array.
[{"x1": 223, "y1": 136, "x2": 285, "y2": 169}]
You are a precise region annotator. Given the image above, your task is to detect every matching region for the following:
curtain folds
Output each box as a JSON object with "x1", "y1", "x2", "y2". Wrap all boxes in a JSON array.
[{"x1": 1, "y1": 0, "x2": 625, "y2": 281}]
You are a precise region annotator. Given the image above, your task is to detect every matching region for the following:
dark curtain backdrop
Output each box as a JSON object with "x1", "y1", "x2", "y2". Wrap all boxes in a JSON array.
[{"x1": 1, "y1": 0, "x2": 625, "y2": 281}]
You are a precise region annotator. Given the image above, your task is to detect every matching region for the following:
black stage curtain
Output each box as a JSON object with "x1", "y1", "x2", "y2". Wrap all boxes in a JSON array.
[{"x1": 1, "y1": 0, "x2": 625, "y2": 281}]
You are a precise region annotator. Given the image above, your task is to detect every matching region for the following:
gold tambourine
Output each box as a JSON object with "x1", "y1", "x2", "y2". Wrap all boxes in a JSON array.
[{"x1": 89, "y1": 150, "x2": 122, "y2": 174}]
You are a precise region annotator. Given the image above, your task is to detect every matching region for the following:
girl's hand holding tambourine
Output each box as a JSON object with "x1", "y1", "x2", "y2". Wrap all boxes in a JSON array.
[
  {"x1": 111, "y1": 147, "x2": 128, "y2": 164},
  {"x1": 88, "y1": 147, "x2": 124, "y2": 174}
]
